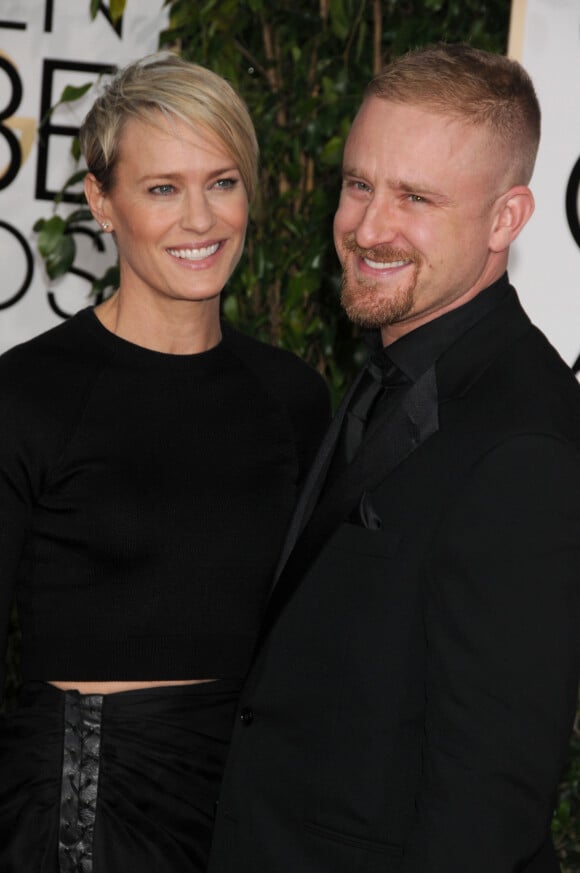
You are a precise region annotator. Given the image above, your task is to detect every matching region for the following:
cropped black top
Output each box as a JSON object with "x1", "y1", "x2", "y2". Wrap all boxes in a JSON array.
[{"x1": 0, "y1": 309, "x2": 329, "y2": 696}]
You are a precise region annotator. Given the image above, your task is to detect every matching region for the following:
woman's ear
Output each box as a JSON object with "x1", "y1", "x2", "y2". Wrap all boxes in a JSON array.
[
  {"x1": 84, "y1": 173, "x2": 112, "y2": 231},
  {"x1": 489, "y1": 186, "x2": 535, "y2": 253}
]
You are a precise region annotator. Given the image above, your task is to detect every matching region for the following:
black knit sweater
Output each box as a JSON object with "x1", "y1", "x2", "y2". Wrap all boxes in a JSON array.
[{"x1": 0, "y1": 309, "x2": 330, "y2": 695}]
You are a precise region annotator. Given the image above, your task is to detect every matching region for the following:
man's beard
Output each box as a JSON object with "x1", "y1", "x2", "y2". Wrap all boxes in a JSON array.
[{"x1": 339, "y1": 235, "x2": 421, "y2": 328}]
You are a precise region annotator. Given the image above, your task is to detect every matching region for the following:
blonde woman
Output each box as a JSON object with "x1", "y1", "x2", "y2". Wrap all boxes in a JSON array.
[{"x1": 0, "y1": 53, "x2": 329, "y2": 873}]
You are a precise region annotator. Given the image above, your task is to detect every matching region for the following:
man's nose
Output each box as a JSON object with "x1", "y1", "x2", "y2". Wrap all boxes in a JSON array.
[{"x1": 355, "y1": 195, "x2": 399, "y2": 250}]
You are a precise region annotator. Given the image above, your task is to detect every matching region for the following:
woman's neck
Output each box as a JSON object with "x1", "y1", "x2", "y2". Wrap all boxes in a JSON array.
[{"x1": 94, "y1": 290, "x2": 223, "y2": 355}]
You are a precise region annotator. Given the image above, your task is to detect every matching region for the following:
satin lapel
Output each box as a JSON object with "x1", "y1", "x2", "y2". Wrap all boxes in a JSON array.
[
  {"x1": 272, "y1": 371, "x2": 365, "y2": 584},
  {"x1": 310, "y1": 364, "x2": 439, "y2": 545},
  {"x1": 270, "y1": 365, "x2": 439, "y2": 602}
]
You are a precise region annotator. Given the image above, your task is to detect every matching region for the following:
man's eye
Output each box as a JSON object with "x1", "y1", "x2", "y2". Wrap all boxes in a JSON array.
[
  {"x1": 345, "y1": 180, "x2": 371, "y2": 193},
  {"x1": 150, "y1": 184, "x2": 174, "y2": 195}
]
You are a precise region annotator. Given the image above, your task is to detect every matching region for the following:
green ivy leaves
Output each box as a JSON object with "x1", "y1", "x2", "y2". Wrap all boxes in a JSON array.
[
  {"x1": 90, "y1": 0, "x2": 126, "y2": 22},
  {"x1": 34, "y1": 216, "x2": 75, "y2": 280},
  {"x1": 34, "y1": 206, "x2": 96, "y2": 280}
]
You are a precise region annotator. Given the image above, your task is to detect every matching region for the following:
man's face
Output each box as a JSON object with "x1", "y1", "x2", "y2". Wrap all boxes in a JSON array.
[{"x1": 333, "y1": 96, "x2": 509, "y2": 343}]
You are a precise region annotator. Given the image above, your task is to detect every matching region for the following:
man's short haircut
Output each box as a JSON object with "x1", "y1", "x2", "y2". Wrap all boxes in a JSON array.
[{"x1": 366, "y1": 43, "x2": 541, "y2": 186}]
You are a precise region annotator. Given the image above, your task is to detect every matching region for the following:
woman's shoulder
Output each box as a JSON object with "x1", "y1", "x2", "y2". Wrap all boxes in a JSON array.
[
  {"x1": 221, "y1": 321, "x2": 327, "y2": 393},
  {"x1": 222, "y1": 323, "x2": 331, "y2": 458},
  {"x1": 1, "y1": 307, "x2": 97, "y2": 370},
  {"x1": 0, "y1": 307, "x2": 109, "y2": 417}
]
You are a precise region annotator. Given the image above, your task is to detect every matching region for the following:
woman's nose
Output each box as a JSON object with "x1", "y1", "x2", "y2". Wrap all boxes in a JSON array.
[{"x1": 181, "y1": 190, "x2": 216, "y2": 233}]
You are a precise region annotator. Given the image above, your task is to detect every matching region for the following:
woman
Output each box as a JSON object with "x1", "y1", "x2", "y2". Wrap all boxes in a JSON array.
[{"x1": 0, "y1": 53, "x2": 330, "y2": 873}]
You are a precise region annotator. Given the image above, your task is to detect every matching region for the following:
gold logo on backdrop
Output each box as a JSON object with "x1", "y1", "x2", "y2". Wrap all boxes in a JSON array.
[{"x1": 3, "y1": 115, "x2": 36, "y2": 162}]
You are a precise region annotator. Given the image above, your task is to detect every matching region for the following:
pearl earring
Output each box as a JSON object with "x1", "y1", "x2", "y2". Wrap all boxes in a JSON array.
[{"x1": 101, "y1": 221, "x2": 111, "y2": 231}]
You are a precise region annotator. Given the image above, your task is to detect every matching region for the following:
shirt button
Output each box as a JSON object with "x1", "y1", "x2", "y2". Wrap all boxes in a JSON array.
[{"x1": 240, "y1": 707, "x2": 254, "y2": 725}]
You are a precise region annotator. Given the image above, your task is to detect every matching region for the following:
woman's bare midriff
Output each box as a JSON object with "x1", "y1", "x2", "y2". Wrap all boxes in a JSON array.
[{"x1": 48, "y1": 679, "x2": 217, "y2": 694}]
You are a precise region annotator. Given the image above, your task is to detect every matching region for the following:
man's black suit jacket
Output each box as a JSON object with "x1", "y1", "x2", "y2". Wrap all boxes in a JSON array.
[{"x1": 209, "y1": 286, "x2": 580, "y2": 873}]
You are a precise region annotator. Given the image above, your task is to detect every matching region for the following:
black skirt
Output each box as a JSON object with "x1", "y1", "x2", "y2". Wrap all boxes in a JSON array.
[{"x1": 0, "y1": 679, "x2": 241, "y2": 873}]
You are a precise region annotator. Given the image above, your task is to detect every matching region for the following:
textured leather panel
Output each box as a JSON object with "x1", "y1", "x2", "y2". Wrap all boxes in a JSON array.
[{"x1": 58, "y1": 692, "x2": 103, "y2": 873}]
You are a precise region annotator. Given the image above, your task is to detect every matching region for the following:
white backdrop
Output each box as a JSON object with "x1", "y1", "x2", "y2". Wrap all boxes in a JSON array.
[
  {"x1": 1, "y1": 1, "x2": 579, "y2": 363},
  {"x1": 0, "y1": 0, "x2": 167, "y2": 353},
  {"x1": 508, "y1": 0, "x2": 580, "y2": 368}
]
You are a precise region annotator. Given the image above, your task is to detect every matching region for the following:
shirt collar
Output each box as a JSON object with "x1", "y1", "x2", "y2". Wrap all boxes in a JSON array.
[{"x1": 365, "y1": 273, "x2": 512, "y2": 381}]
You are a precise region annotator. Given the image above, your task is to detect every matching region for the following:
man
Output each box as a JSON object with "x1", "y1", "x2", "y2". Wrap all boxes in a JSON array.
[{"x1": 208, "y1": 44, "x2": 580, "y2": 873}]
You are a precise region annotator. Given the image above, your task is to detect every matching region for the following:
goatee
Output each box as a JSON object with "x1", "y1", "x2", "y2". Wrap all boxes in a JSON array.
[{"x1": 339, "y1": 234, "x2": 420, "y2": 328}]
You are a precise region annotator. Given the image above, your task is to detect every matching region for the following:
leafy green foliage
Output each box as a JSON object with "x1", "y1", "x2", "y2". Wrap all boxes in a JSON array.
[
  {"x1": 40, "y1": 82, "x2": 93, "y2": 130},
  {"x1": 59, "y1": 83, "x2": 94, "y2": 104},
  {"x1": 34, "y1": 168, "x2": 98, "y2": 280},
  {"x1": 91, "y1": 264, "x2": 121, "y2": 298},
  {"x1": 34, "y1": 215, "x2": 76, "y2": 279},
  {"x1": 90, "y1": 0, "x2": 127, "y2": 23}
]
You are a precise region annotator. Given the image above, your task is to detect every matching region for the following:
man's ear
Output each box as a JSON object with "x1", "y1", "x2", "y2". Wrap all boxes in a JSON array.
[
  {"x1": 84, "y1": 173, "x2": 111, "y2": 229},
  {"x1": 489, "y1": 186, "x2": 535, "y2": 253}
]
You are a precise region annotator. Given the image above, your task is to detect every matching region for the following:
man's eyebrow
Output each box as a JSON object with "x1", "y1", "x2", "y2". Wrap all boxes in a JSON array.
[
  {"x1": 394, "y1": 178, "x2": 451, "y2": 201},
  {"x1": 341, "y1": 167, "x2": 452, "y2": 203}
]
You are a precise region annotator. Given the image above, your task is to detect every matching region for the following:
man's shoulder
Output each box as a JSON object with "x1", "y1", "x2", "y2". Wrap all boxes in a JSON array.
[{"x1": 442, "y1": 317, "x2": 580, "y2": 453}]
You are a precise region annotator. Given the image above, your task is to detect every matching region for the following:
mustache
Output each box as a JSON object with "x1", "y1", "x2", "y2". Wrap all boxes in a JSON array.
[{"x1": 341, "y1": 233, "x2": 420, "y2": 265}]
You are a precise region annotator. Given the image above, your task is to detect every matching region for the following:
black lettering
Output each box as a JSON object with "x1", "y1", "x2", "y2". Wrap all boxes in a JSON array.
[
  {"x1": 93, "y1": 2, "x2": 124, "y2": 37},
  {"x1": 0, "y1": 222, "x2": 34, "y2": 311},
  {"x1": 47, "y1": 226, "x2": 107, "y2": 318},
  {"x1": 0, "y1": 125, "x2": 21, "y2": 190},
  {"x1": 36, "y1": 59, "x2": 115, "y2": 202},
  {"x1": 565, "y1": 154, "x2": 580, "y2": 250},
  {"x1": 0, "y1": 20, "x2": 26, "y2": 31},
  {"x1": 0, "y1": 56, "x2": 23, "y2": 189},
  {"x1": 44, "y1": 0, "x2": 122, "y2": 36},
  {"x1": 44, "y1": 0, "x2": 54, "y2": 31}
]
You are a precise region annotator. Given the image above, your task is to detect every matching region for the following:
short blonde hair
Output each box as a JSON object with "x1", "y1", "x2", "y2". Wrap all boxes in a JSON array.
[
  {"x1": 367, "y1": 43, "x2": 541, "y2": 186},
  {"x1": 79, "y1": 52, "x2": 259, "y2": 199}
]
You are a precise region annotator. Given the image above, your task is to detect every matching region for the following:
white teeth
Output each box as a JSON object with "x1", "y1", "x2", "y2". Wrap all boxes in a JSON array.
[
  {"x1": 168, "y1": 243, "x2": 219, "y2": 261},
  {"x1": 363, "y1": 257, "x2": 409, "y2": 270}
]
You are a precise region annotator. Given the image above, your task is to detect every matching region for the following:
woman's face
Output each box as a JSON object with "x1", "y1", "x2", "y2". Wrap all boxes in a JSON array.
[{"x1": 89, "y1": 112, "x2": 249, "y2": 308}]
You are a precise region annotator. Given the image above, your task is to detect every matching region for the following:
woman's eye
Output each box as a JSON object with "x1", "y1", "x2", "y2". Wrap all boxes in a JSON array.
[
  {"x1": 214, "y1": 177, "x2": 239, "y2": 190},
  {"x1": 150, "y1": 184, "x2": 175, "y2": 195}
]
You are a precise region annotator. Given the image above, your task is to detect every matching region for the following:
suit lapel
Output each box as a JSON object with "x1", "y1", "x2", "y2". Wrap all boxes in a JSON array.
[
  {"x1": 272, "y1": 370, "x2": 365, "y2": 581},
  {"x1": 270, "y1": 365, "x2": 439, "y2": 596}
]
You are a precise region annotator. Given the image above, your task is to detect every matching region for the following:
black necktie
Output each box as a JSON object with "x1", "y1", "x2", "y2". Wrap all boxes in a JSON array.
[{"x1": 326, "y1": 353, "x2": 408, "y2": 483}]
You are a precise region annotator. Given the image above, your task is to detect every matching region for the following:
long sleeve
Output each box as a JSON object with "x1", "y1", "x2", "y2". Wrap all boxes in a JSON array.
[
  {"x1": 410, "y1": 433, "x2": 580, "y2": 872},
  {"x1": 0, "y1": 365, "x2": 38, "y2": 700}
]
